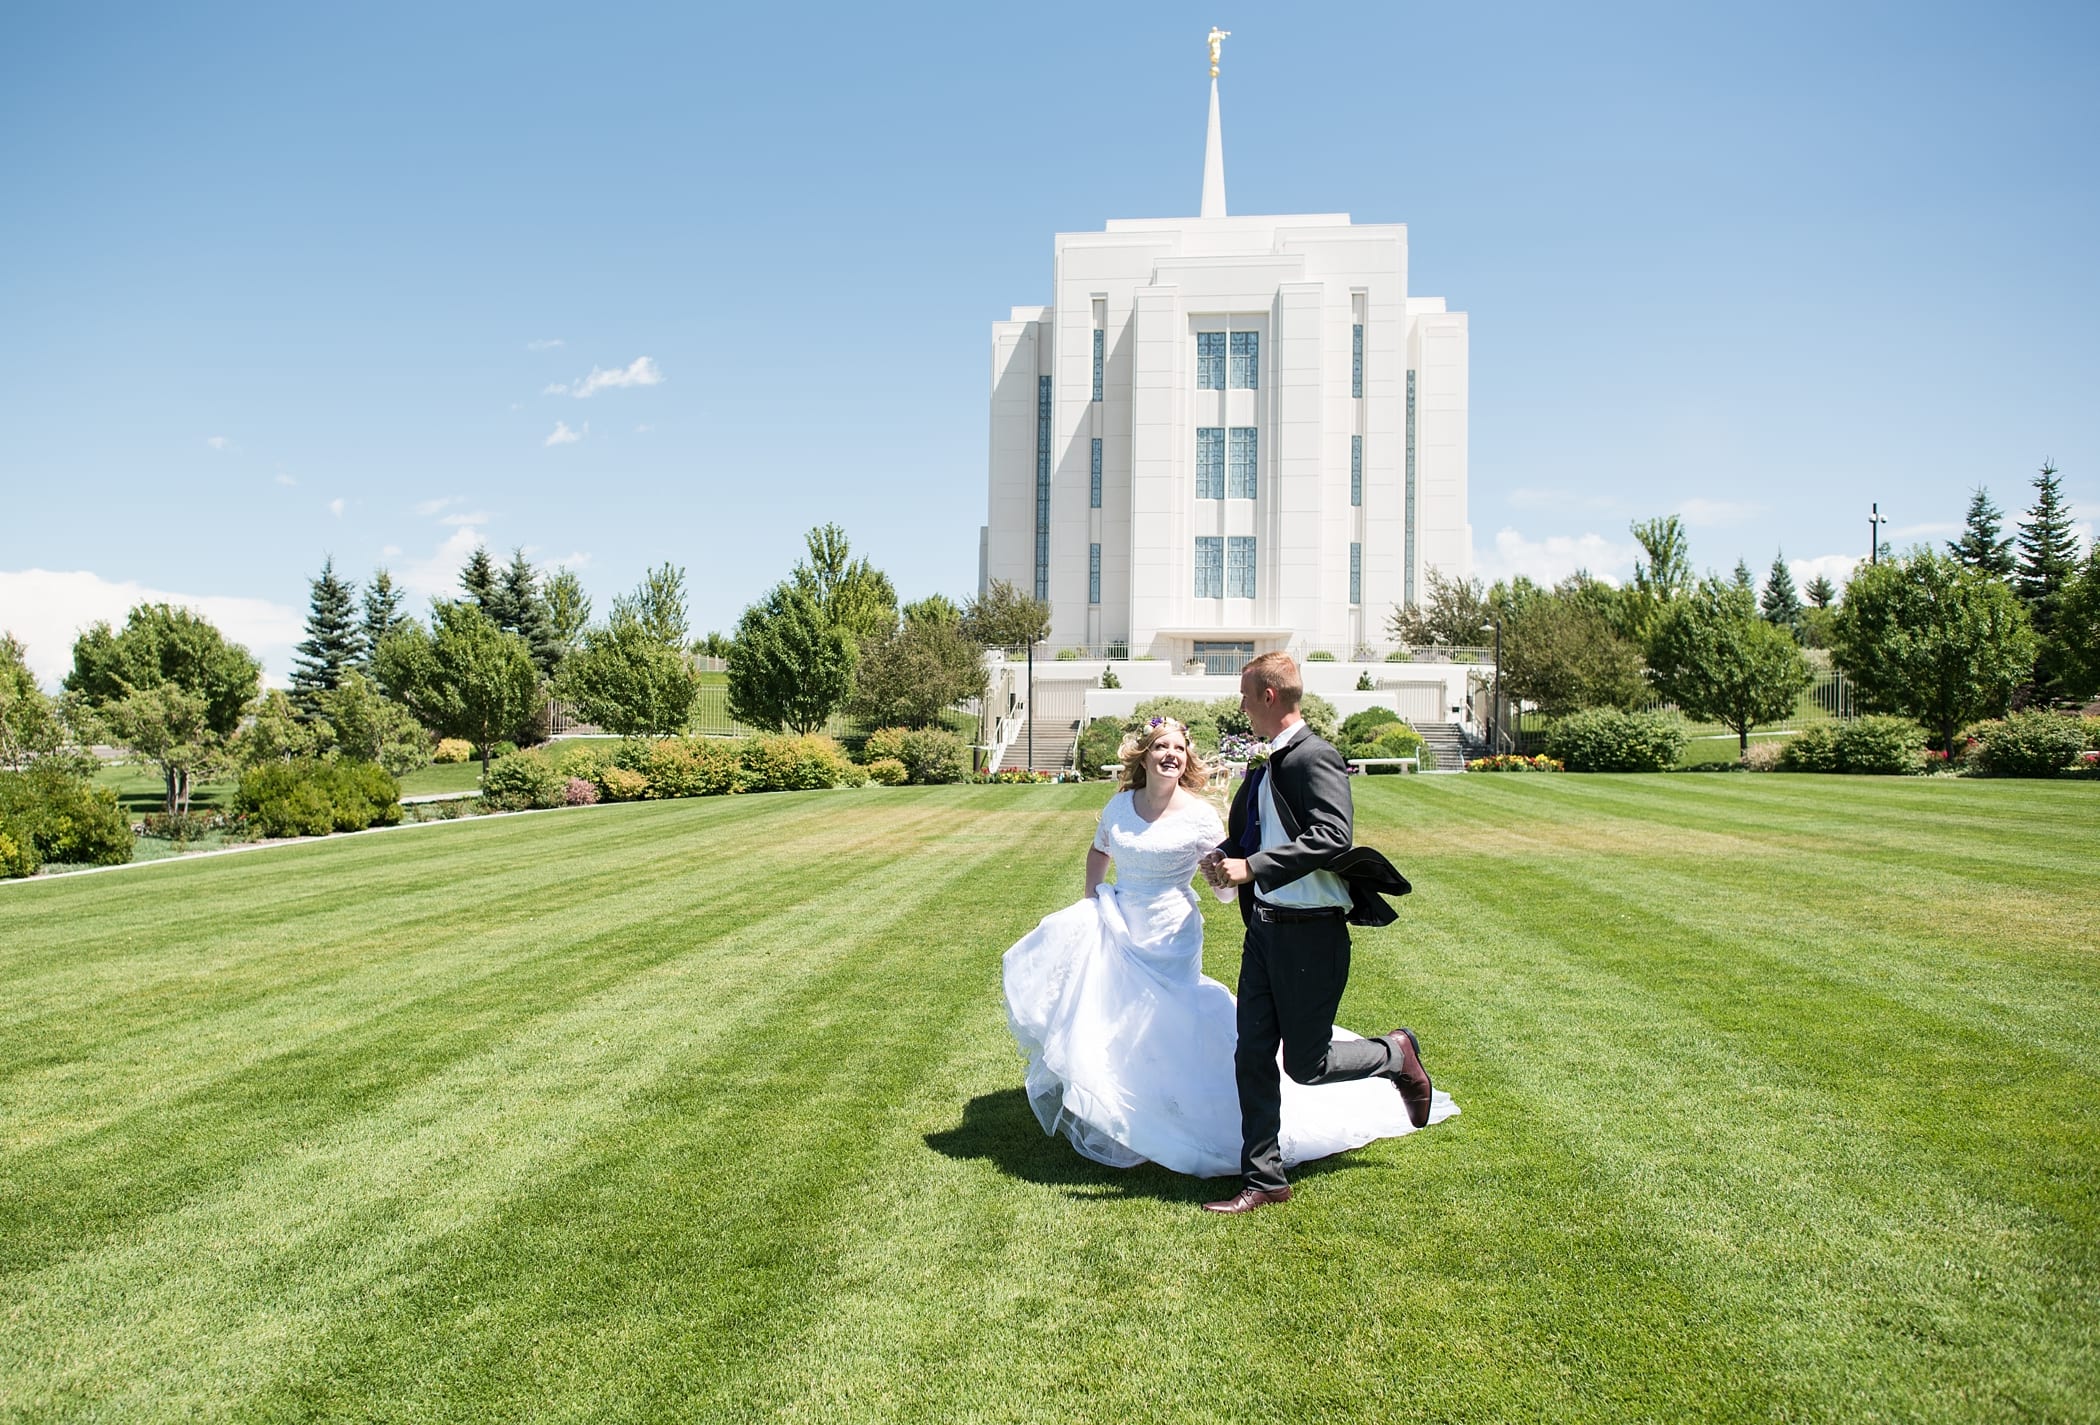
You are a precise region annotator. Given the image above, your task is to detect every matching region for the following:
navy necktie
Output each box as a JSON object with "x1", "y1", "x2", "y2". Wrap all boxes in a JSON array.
[{"x1": 1235, "y1": 764, "x2": 1266, "y2": 859}]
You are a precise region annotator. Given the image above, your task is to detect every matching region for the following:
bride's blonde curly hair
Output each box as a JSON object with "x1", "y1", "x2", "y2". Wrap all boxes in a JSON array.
[{"x1": 1117, "y1": 716, "x2": 1210, "y2": 792}]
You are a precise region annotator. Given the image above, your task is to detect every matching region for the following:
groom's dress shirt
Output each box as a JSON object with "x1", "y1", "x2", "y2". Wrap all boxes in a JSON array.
[{"x1": 1253, "y1": 721, "x2": 1353, "y2": 911}]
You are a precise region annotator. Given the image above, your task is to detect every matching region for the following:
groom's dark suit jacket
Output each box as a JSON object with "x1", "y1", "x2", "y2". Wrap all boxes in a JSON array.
[{"x1": 1224, "y1": 728, "x2": 1412, "y2": 928}]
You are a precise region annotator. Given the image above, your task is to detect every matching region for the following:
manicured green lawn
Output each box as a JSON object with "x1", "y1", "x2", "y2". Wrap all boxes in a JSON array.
[{"x1": 2, "y1": 778, "x2": 2094, "y2": 1421}]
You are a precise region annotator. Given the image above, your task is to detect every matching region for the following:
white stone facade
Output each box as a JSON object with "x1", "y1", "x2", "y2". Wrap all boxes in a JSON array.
[{"x1": 981, "y1": 86, "x2": 1470, "y2": 666}]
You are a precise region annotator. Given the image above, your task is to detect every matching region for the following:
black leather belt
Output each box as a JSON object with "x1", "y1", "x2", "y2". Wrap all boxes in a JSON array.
[{"x1": 1252, "y1": 903, "x2": 1347, "y2": 923}]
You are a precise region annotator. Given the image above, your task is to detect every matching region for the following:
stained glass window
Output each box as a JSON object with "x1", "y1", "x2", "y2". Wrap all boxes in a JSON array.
[
  {"x1": 1227, "y1": 536, "x2": 1256, "y2": 599},
  {"x1": 1089, "y1": 543, "x2": 1101, "y2": 605},
  {"x1": 1090, "y1": 437, "x2": 1102, "y2": 508},
  {"x1": 1196, "y1": 427, "x2": 1224, "y2": 499},
  {"x1": 1352, "y1": 323, "x2": 1363, "y2": 399},
  {"x1": 1229, "y1": 330, "x2": 1259, "y2": 389},
  {"x1": 1035, "y1": 375, "x2": 1051, "y2": 600},
  {"x1": 1351, "y1": 434, "x2": 1363, "y2": 507},
  {"x1": 1405, "y1": 370, "x2": 1417, "y2": 607},
  {"x1": 1091, "y1": 329, "x2": 1103, "y2": 402},
  {"x1": 1350, "y1": 542, "x2": 1362, "y2": 605},
  {"x1": 1194, "y1": 536, "x2": 1223, "y2": 598},
  {"x1": 1197, "y1": 332, "x2": 1224, "y2": 390},
  {"x1": 1227, "y1": 427, "x2": 1258, "y2": 499}
]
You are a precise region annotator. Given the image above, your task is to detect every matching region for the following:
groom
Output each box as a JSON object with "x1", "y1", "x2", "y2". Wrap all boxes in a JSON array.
[{"x1": 1199, "y1": 651, "x2": 1433, "y2": 1215}]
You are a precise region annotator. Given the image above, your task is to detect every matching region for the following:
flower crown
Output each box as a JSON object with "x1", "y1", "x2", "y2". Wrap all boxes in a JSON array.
[{"x1": 1144, "y1": 716, "x2": 1187, "y2": 736}]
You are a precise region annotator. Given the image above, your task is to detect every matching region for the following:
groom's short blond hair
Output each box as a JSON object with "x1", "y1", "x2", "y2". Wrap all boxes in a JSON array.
[{"x1": 1241, "y1": 651, "x2": 1302, "y2": 708}]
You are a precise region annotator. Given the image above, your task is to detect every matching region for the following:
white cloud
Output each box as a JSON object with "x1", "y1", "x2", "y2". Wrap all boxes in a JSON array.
[
  {"x1": 397, "y1": 527, "x2": 489, "y2": 600},
  {"x1": 0, "y1": 569, "x2": 303, "y2": 689},
  {"x1": 544, "y1": 421, "x2": 585, "y2": 447},
  {"x1": 379, "y1": 544, "x2": 402, "y2": 558},
  {"x1": 206, "y1": 435, "x2": 231, "y2": 451},
  {"x1": 327, "y1": 498, "x2": 346, "y2": 518},
  {"x1": 438, "y1": 509, "x2": 491, "y2": 526},
  {"x1": 547, "y1": 355, "x2": 664, "y2": 399},
  {"x1": 1677, "y1": 498, "x2": 1762, "y2": 528},
  {"x1": 414, "y1": 496, "x2": 464, "y2": 517},
  {"x1": 541, "y1": 383, "x2": 569, "y2": 397},
  {"x1": 1473, "y1": 527, "x2": 1640, "y2": 588},
  {"x1": 1788, "y1": 552, "x2": 1863, "y2": 593},
  {"x1": 635, "y1": 423, "x2": 654, "y2": 434},
  {"x1": 525, "y1": 338, "x2": 565, "y2": 351},
  {"x1": 275, "y1": 473, "x2": 297, "y2": 487}
]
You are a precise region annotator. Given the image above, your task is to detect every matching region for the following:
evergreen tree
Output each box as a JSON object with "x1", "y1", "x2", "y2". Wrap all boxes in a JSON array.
[
  {"x1": 1947, "y1": 487, "x2": 2015, "y2": 578},
  {"x1": 2014, "y1": 461, "x2": 2080, "y2": 698},
  {"x1": 459, "y1": 546, "x2": 501, "y2": 619},
  {"x1": 1759, "y1": 552, "x2": 1803, "y2": 637},
  {"x1": 1804, "y1": 573, "x2": 1837, "y2": 609},
  {"x1": 500, "y1": 547, "x2": 562, "y2": 677},
  {"x1": 290, "y1": 556, "x2": 361, "y2": 713},
  {"x1": 359, "y1": 568, "x2": 410, "y2": 666},
  {"x1": 1731, "y1": 557, "x2": 1755, "y2": 592}
]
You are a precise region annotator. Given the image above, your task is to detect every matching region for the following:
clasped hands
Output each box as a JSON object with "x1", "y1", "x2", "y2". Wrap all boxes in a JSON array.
[{"x1": 1199, "y1": 850, "x2": 1253, "y2": 888}]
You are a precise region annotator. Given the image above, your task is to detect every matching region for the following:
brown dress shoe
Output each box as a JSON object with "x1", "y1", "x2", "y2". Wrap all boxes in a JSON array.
[
  {"x1": 1384, "y1": 1027, "x2": 1434, "y2": 1129},
  {"x1": 1202, "y1": 1185, "x2": 1292, "y2": 1214}
]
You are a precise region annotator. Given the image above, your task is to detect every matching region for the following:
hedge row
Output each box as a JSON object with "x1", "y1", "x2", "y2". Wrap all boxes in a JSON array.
[
  {"x1": 1777, "y1": 716, "x2": 1926, "y2": 775},
  {"x1": 1544, "y1": 709, "x2": 1690, "y2": 773},
  {"x1": 484, "y1": 733, "x2": 870, "y2": 810}
]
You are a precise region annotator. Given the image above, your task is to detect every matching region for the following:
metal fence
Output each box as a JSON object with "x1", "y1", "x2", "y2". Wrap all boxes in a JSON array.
[{"x1": 1473, "y1": 669, "x2": 1859, "y2": 758}]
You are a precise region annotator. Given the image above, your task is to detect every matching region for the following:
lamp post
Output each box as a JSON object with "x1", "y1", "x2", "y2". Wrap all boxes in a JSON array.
[
  {"x1": 1025, "y1": 639, "x2": 1035, "y2": 770},
  {"x1": 1868, "y1": 502, "x2": 1888, "y2": 566},
  {"x1": 1482, "y1": 617, "x2": 1502, "y2": 753}
]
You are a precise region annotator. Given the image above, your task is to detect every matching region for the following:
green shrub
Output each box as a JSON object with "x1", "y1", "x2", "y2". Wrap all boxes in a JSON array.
[
  {"x1": 478, "y1": 739, "x2": 519, "y2": 762},
  {"x1": 1385, "y1": 650, "x2": 1413, "y2": 663},
  {"x1": 1056, "y1": 647, "x2": 1078, "y2": 661},
  {"x1": 432, "y1": 738, "x2": 474, "y2": 764},
  {"x1": 1207, "y1": 698, "x2": 1253, "y2": 739},
  {"x1": 1100, "y1": 667, "x2": 1120, "y2": 689},
  {"x1": 1077, "y1": 718, "x2": 1128, "y2": 779},
  {"x1": 596, "y1": 765, "x2": 650, "y2": 801},
  {"x1": 544, "y1": 740, "x2": 617, "y2": 781},
  {"x1": 1355, "y1": 671, "x2": 1375, "y2": 691},
  {"x1": 899, "y1": 727, "x2": 970, "y2": 785},
  {"x1": 1130, "y1": 698, "x2": 1222, "y2": 754},
  {"x1": 1778, "y1": 723, "x2": 1840, "y2": 772},
  {"x1": 140, "y1": 810, "x2": 216, "y2": 842},
  {"x1": 1973, "y1": 711, "x2": 2088, "y2": 778},
  {"x1": 0, "y1": 816, "x2": 41, "y2": 877},
  {"x1": 862, "y1": 727, "x2": 910, "y2": 764},
  {"x1": 741, "y1": 733, "x2": 857, "y2": 792},
  {"x1": 1833, "y1": 715, "x2": 1927, "y2": 776},
  {"x1": 0, "y1": 768, "x2": 135, "y2": 866},
  {"x1": 482, "y1": 754, "x2": 566, "y2": 811},
  {"x1": 1545, "y1": 708, "x2": 1689, "y2": 772},
  {"x1": 2084, "y1": 716, "x2": 2100, "y2": 751},
  {"x1": 235, "y1": 759, "x2": 402, "y2": 836},
  {"x1": 1339, "y1": 707, "x2": 1402, "y2": 745},
  {"x1": 1299, "y1": 694, "x2": 1339, "y2": 741},
  {"x1": 618, "y1": 736, "x2": 746, "y2": 798},
  {"x1": 865, "y1": 757, "x2": 909, "y2": 786},
  {"x1": 1307, "y1": 651, "x2": 1336, "y2": 662}
]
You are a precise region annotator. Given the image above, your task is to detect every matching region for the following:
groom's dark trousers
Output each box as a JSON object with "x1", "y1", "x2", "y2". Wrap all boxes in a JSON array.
[{"x1": 1226, "y1": 732, "x2": 1396, "y2": 1194}]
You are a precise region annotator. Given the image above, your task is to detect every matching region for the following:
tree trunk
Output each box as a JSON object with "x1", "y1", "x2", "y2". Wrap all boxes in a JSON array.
[{"x1": 165, "y1": 765, "x2": 178, "y2": 815}]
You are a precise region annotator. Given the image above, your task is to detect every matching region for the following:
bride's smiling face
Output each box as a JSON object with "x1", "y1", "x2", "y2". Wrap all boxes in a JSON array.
[{"x1": 1144, "y1": 731, "x2": 1190, "y2": 786}]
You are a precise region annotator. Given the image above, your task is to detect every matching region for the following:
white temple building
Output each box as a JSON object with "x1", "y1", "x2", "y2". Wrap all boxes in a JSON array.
[{"x1": 980, "y1": 67, "x2": 1471, "y2": 671}]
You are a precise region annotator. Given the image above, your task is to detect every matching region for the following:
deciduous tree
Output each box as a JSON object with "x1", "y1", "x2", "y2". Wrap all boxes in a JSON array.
[
  {"x1": 543, "y1": 568, "x2": 592, "y2": 661},
  {"x1": 555, "y1": 619, "x2": 699, "y2": 736},
  {"x1": 1387, "y1": 569, "x2": 1492, "y2": 648},
  {"x1": 1650, "y1": 579, "x2": 1813, "y2": 755},
  {"x1": 1490, "y1": 579, "x2": 1648, "y2": 718},
  {"x1": 961, "y1": 579, "x2": 1052, "y2": 651},
  {"x1": 794, "y1": 525, "x2": 898, "y2": 646},
  {"x1": 319, "y1": 670, "x2": 430, "y2": 775},
  {"x1": 728, "y1": 582, "x2": 855, "y2": 734},
  {"x1": 848, "y1": 616, "x2": 988, "y2": 728},
  {"x1": 1, "y1": 634, "x2": 62, "y2": 770},
  {"x1": 610, "y1": 563, "x2": 692, "y2": 652},
  {"x1": 1833, "y1": 548, "x2": 2036, "y2": 752},
  {"x1": 373, "y1": 602, "x2": 542, "y2": 778},
  {"x1": 67, "y1": 604, "x2": 260, "y2": 812}
]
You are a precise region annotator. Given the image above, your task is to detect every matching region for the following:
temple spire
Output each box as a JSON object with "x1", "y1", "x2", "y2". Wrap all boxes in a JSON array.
[{"x1": 1200, "y1": 76, "x2": 1227, "y2": 218}]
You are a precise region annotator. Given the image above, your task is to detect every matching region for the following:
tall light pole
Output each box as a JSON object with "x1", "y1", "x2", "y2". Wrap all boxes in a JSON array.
[{"x1": 1868, "y1": 502, "x2": 1889, "y2": 566}]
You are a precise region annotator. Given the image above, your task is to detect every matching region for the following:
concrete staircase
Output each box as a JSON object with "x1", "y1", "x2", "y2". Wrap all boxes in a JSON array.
[
  {"x1": 1412, "y1": 722, "x2": 1469, "y2": 773},
  {"x1": 1004, "y1": 712, "x2": 1079, "y2": 773}
]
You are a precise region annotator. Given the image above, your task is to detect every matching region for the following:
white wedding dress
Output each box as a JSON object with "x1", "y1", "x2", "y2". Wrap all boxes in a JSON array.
[{"x1": 1002, "y1": 790, "x2": 1458, "y2": 1179}]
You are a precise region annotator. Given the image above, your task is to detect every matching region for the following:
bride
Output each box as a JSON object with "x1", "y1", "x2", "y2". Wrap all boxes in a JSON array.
[{"x1": 1001, "y1": 717, "x2": 1455, "y2": 1179}]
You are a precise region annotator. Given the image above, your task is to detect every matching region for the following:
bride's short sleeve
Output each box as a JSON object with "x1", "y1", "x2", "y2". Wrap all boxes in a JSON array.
[{"x1": 1091, "y1": 794, "x2": 1121, "y2": 854}]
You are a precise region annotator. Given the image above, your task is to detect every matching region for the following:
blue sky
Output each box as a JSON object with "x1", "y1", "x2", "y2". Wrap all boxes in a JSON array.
[{"x1": 3, "y1": 1, "x2": 2095, "y2": 685}]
